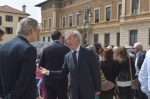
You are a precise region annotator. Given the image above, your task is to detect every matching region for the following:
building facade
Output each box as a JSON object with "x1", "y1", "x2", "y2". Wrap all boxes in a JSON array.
[
  {"x1": 0, "y1": 5, "x2": 29, "y2": 44},
  {"x1": 36, "y1": 0, "x2": 150, "y2": 49}
]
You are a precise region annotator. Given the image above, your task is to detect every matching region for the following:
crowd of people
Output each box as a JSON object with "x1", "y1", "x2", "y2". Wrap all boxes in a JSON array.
[{"x1": 0, "y1": 17, "x2": 150, "y2": 99}]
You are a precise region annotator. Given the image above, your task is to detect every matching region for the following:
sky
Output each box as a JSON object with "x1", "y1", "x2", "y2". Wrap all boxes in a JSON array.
[{"x1": 0, "y1": 0, "x2": 46, "y2": 23}]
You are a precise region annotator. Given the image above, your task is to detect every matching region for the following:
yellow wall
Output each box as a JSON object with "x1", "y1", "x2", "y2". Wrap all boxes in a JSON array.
[{"x1": 0, "y1": 12, "x2": 28, "y2": 44}]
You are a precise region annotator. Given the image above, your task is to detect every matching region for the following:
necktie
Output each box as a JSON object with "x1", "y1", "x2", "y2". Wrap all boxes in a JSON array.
[{"x1": 72, "y1": 51, "x2": 77, "y2": 67}]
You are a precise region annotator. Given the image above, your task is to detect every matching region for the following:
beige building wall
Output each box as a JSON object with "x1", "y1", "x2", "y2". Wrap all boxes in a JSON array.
[
  {"x1": 0, "y1": 12, "x2": 28, "y2": 44},
  {"x1": 38, "y1": 0, "x2": 150, "y2": 50}
]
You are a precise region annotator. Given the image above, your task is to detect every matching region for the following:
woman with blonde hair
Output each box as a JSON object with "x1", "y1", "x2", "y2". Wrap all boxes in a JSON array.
[{"x1": 114, "y1": 47, "x2": 135, "y2": 99}]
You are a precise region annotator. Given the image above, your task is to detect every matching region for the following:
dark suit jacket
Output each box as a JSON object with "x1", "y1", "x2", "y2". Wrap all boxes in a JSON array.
[
  {"x1": 137, "y1": 51, "x2": 146, "y2": 70},
  {"x1": 48, "y1": 46, "x2": 101, "y2": 99},
  {"x1": 0, "y1": 35, "x2": 37, "y2": 99},
  {"x1": 39, "y1": 40, "x2": 70, "y2": 86}
]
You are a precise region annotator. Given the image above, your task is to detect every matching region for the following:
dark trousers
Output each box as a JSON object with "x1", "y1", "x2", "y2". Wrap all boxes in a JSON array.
[
  {"x1": 0, "y1": 77, "x2": 3, "y2": 98},
  {"x1": 118, "y1": 86, "x2": 135, "y2": 99},
  {"x1": 100, "y1": 88, "x2": 115, "y2": 99},
  {"x1": 135, "y1": 77, "x2": 148, "y2": 99},
  {"x1": 78, "y1": 87, "x2": 84, "y2": 99},
  {"x1": 45, "y1": 85, "x2": 68, "y2": 99}
]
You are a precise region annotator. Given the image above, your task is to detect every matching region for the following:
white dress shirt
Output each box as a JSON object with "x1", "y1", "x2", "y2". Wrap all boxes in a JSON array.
[
  {"x1": 139, "y1": 50, "x2": 150, "y2": 99},
  {"x1": 135, "y1": 51, "x2": 141, "y2": 76},
  {"x1": 71, "y1": 45, "x2": 80, "y2": 62}
]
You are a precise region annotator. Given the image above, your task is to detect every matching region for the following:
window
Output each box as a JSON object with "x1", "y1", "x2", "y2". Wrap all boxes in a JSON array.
[
  {"x1": 49, "y1": 18, "x2": 52, "y2": 28},
  {"x1": 130, "y1": 30, "x2": 137, "y2": 45},
  {"x1": 0, "y1": 16, "x2": 2, "y2": 25},
  {"x1": 117, "y1": 33, "x2": 120, "y2": 46},
  {"x1": 43, "y1": 37, "x2": 45, "y2": 42},
  {"x1": 118, "y1": 4, "x2": 122, "y2": 19},
  {"x1": 62, "y1": 17, "x2": 65, "y2": 28},
  {"x1": 94, "y1": 34, "x2": 98, "y2": 43},
  {"x1": 106, "y1": 7, "x2": 111, "y2": 21},
  {"x1": 6, "y1": 27, "x2": 13, "y2": 34},
  {"x1": 105, "y1": 33, "x2": 110, "y2": 45},
  {"x1": 76, "y1": 14, "x2": 80, "y2": 25},
  {"x1": 6, "y1": 15, "x2": 13, "y2": 22},
  {"x1": 43, "y1": 20, "x2": 46, "y2": 29},
  {"x1": 69, "y1": 15, "x2": 72, "y2": 27},
  {"x1": 18, "y1": 17, "x2": 24, "y2": 22},
  {"x1": 132, "y1": 0, "x2": 139, "y2": 14},
  {"x1": 95, "y1": 9, "x2": 99, "y2": 23},
  {"x1": 48, "y1": 36, "x2": 50, "y2": 42}
]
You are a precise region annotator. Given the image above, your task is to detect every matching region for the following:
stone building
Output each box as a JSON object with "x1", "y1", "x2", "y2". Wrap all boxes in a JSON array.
[
  {"x1": 36, "y1": 0, "x2": 150, "y2": 49},
  {"x1": 0, "y1": 5, "x2": 29, "y2": 44}
]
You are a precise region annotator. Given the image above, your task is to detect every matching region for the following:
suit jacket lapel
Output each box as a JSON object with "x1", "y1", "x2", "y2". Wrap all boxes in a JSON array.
[
  {"x1": 69, "y1": 52, "x2": 77, "y2": 69},
  {"x1": 78, "y1": 46, "x2": 85, "y2": 68}
]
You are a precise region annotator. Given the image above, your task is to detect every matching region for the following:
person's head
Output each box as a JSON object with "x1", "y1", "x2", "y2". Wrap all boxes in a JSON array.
[
  {"x1": 16, "y1": 17, "x2": 39, "y2": 42},
  {"x1": 86, "y1": 45, "x2": 96, "y2": 54},
  {"x1": 113, "y1": 46, "x2": 119, "y2": 52},
  {"x1": 103, "y1": 48, "x2": 113, "y2": 61},
  {"x1": 93, "y1": 42, "x2": 102, "y2": 55},
  {"x1": 0, "y1": 28, "x2": 5, "y2": 42},
  {"x1": 113, "y1": 46, "x2": 128, "y2": 63},
  {"x1": 65, "y1": 30, "x2": 80, "y2": 51},
  {"x1": 107, "y1": 45, "x2": 112, "y2": 49},
  {"x1": 51, "y1": 31, "x2": 62, "y2": 42},
  {"x1": 133, "y1": 42, "x2": 143, "y2": 54},
  {"x1": 148, "y1": 45, "x2": 150, "y2": 50}
]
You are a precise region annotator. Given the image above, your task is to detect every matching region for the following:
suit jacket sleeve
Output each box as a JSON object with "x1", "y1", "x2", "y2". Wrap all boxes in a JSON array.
[
  {"x1": 130, "y1": 57, "x2": 136, "y2": 77},
  {"x1": 47, "y1": 56, "x2": 69, "y2": 79},
  {"x1": 137, "y1": 51, "x2": 146, "y2": 70},
  {"x1": 39, "y1": 48, "x2": 46, "y2": 68},
  {"x1": 5, "y1": 47, "x2": 37, "y2": 99},
  {"x1": 88, "y1": 50, "x2": 101, "y2": 91}
]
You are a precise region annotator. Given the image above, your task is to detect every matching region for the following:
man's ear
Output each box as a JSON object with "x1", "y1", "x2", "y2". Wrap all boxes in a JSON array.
[{"x1": 30, "y1": 28, "x2": 34, "y2": 35}]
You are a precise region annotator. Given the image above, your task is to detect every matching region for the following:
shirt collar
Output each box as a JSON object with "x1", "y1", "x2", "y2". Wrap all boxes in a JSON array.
[
  {"x1": 136, "y1": 51, "x2": 141, "y2": 57},
  {"x1": 71, "y1": 45, "x2": 80, "y2": 52}
]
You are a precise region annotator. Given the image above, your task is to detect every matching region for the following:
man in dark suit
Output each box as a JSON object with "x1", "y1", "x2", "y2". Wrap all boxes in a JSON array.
[
  {"x1": 0, "y1": 28, "x2": 5, "y2": 98},
  {"x1": 0, "y1": 18, "x2": 39, "y2": 99},
  {"x1": 38, "y1": 30, "x2": 101, "y2": 99},
  {"x1": 133, "y1": 42, "x2": 147, "y2": 99},
  {"x1": 39, "y1": 31, "x2": 70, "y2": 99}
]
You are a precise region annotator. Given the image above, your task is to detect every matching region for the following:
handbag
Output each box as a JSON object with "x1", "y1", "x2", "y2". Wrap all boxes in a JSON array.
[
  {"x1": 128, "y1": 57, "x2": 138, "y2": 89},
  {"x1": 100, "y1": 70, "x2": 115, "y2": 91},
  {"x1": 100, "y1": 70, "x2": 107, "y2": 85}
]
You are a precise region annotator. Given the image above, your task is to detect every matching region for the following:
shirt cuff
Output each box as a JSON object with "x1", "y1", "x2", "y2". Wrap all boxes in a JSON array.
[{"x1": 46, "y1": 70, "x2": 49, "y2": 76}]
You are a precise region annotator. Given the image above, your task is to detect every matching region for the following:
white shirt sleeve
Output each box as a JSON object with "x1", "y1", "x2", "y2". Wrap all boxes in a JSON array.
[{"x1": 139, "y1": 50, "x2": 150, "y2": 98}]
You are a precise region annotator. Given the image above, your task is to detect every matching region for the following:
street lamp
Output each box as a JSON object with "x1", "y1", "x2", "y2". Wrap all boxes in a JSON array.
[{"x1": 78, "y1": 5, "x2": 93, "y2": 45}]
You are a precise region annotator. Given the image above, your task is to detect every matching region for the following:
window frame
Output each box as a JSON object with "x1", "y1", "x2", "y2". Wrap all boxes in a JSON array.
[
  {"x1": 43, "y1": 19, "x2": 46, "y2": 29},
  {"x1": 62, "y1": 16, "x2": 66, "y2": 28},
  {"x1": 6, "y1": 27, "x2": 13, "y2": 34},
  {"x1": 6, "y1": 15, "x2": 13, "y2": 22},
  {"x1": 104, "y1": 33, "x2": 110, "y2": 45},
  {"x1": 94, "y1": 7, "x2": 100, "y2": 23},
  {"x1": 94, "y1": 34, "x2": 99, "y2": 43},
  {"x1": 130, "y1": 0, "x2": 140, "y2": 14},
  {"x1": 117, "y1": 2, "x2": 122, "y2": 19},
  {"x1": 105, "y1": 4, "x2": 112, "y2": 21},
  {"x1": 48, "y1": 17, "x2": 52, "y2": 28},
  {"x1": 69, "y1": 14, "x2": 73, "y2": 27},
  {"x1": 130, "y1": 30, "x2": 137, "y2": 45},
  {"x1": 76, "y1": 13, "x2": 80, "y2": 26}
]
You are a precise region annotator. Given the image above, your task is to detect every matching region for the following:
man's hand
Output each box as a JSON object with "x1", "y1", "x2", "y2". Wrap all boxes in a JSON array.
[
  {"x1": 95, "y1": 91, "x2": 100, "y2": 95},
  {"x1": 37, "y1": 67, "x2": 49, "y2": 75}
]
